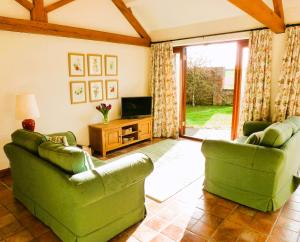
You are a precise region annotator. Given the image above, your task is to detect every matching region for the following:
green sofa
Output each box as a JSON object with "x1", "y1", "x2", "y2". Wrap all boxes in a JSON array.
[
  {"x1": 4, "y1": 129, "x2": 154, "y2": 242},
  {"x1": 202, "y1": 116, "x2": 300, "y2": 212}
]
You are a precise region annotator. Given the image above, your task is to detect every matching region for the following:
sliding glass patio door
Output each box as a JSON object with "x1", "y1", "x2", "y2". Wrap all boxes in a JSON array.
[{"x1": 175, "y1": 40, "x2": 249, "y2": 141}]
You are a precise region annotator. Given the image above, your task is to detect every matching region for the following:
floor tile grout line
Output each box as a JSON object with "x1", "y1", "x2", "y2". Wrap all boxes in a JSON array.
[
  {"x1": 207, "y1": 204, "x2": 239, "y2": 242},
  {"x1": 2, "y1": 202, "x2": 37, "y2": 240},
  {"x1": 187, "y1": 197, "x2": 220, "y2": 240},
  {"x1": 133, "y1": 182, "x2": 205, "y2": 241},
  {"x1": 265, "y1": 206, "x2": 284, "y2": 242},
  {"x1": 0, "y1": 180, "x2": 11, "y2": 191},
  {"x1": 0, "y1": 179, "x2": 37, "y2": 241},
  {"x1": 0, "y1": 177, "x2": 51, "y2": 240},
  {"x1": 143, "y1": 198, "x2": 194, "y2": 240},
  {"x1": 266, "y1": 203, "x2": 300, "y2": 242},
  {"x1": 280, "y1": 210, "x2": 300, "y2": 223},
  {"x1": 200, "y1": 198, "x2": 287, "y2": 242},
  {"x1": 284, "y1": 205, "x2": 300, "y2": 213}
]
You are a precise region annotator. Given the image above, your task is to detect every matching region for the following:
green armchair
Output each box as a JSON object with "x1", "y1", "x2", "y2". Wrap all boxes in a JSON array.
[
  {"x1": 4, "y1": 129, "x2": 153, "y2": 242},
  {"x1": 202, "y1": 117, "x2": 300, "y2": 212}
]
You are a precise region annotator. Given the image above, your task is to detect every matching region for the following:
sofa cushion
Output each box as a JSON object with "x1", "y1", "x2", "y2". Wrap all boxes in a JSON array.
[
  {"x1": 284, "y1": 116, "x2": 300, "y2": 134},
  {"x1": 47, "y1": 136, "x2": 69, "y2": 146},
  {"x1": 11, "y1": 129, "x2": 47, "y2": 154},
  {"x1": 260, "y1": 122, "x2": 293, "y2": 147},
  {"x1": 47, "y1": 131, "x2": 77, "y2": 146},
  {"x1": 243, "y1": 121, "x2": 272, "y2": 136},
  {"x1": 38, "y1": 141, "x2": 94, "y2": 174},
  {"x1": 245, "y1": 131, "x2": 264, "y2": 145},
  {"x1": 283, "y1": 119, "x2": 298, "y2": 134},
  {"x1": 235, "y1": 136, "x2": 248, "y2": 144}
]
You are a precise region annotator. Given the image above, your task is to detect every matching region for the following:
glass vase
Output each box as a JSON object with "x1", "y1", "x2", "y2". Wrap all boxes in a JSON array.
[{"x1": 102, "y1": 113, "x2": 109, "y2": 124}]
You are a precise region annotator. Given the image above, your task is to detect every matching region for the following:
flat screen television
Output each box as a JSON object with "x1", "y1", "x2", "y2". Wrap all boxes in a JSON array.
[{"x1": 122, "y1": 96, "x2": 152, "y2": 118}]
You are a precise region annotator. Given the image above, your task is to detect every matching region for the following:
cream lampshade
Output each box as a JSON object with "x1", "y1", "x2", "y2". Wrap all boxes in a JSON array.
[{"x1": 16, "y1": 94, "x2": 40, "y2": 131}]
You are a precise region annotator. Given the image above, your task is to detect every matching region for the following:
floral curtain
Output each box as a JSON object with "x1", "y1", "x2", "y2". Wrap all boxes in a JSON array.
[
  {"x1": 273, "y1": 27, "x2": 300, "y2": 121},
  {"x1": 240, "y1": 29, "x2": 272, "y2": 126},
  {"x1": 151, "y1": 42, "x2": 179, "y2": 138}
]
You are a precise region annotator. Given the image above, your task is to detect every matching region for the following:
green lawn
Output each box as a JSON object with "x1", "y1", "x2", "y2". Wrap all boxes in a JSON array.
[{"x1": 186, "y1": 105, "x2": 233, "y2": 129}]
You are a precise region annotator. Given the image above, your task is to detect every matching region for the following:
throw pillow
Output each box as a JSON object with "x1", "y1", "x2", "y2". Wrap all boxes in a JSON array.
[
  {"x1": 286, "y1": 116, "x2": 300, "y2": 134},
  {"x1": 260, "y1": 122, "x2": 293, "y2": 147},
  {"x1": 245, "y1": 131, "x2": 264, "y2": 145},
  {"x1": 47, "y1": 136, "x2": 69, "y2": 146},
  {"x1": 47, "y1": 131, "x2": 77, "y2": 146}
]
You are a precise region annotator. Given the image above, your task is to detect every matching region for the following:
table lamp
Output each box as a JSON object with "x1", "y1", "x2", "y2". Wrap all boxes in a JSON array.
[{"x1": 16, "y1": 94, "x2": 40, "y2": 131}]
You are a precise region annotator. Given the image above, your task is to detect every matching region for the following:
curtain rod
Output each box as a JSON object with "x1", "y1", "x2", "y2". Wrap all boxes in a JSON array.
[{"x1": 151, "y1": 23, "x2": 300, "y2": 44}]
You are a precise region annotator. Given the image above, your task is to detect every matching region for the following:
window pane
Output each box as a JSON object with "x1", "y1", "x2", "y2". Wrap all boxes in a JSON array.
[{"x1": 185, "y1": 42, "x2": 238, "y2": 140}]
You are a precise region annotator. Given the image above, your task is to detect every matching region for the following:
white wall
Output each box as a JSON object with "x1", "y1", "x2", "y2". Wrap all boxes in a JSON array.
[{"x1": 0, "y1": 30, "x2": 150, "y2": 169}]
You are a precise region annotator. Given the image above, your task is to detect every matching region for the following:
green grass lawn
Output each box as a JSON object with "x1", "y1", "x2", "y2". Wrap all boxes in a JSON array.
[{"x1": 186, "y1": 105, "x2": 233, "y2": 129}]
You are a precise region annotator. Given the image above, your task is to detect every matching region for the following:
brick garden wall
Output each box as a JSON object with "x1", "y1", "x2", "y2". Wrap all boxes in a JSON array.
[{"x1": 186, "y1": 66, "x2": 233, "y2": 106}]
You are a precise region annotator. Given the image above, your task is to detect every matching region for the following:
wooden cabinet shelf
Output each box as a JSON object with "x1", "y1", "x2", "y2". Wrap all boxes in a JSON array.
[
  {"x1": 121, "y1": 139, "x2": 139, "y2": 146},
  {"x1": 122, "y1": 131, "x2": 138, "y2": 137},
  {"x1": 89, "y1": 117, "x2": 152, "y2": 157}
]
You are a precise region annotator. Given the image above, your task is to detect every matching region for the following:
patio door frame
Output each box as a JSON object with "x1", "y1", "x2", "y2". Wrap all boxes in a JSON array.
[
  {"x1": 174, "y1": 39, "x2": 249, "y2": 141},
  {"x1": 174, "y1": 46, "x2": 187, "y2": 137}
]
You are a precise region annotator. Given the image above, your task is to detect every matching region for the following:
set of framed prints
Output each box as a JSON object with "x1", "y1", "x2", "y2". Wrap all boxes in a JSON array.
[
  {"x1": 69, "y1": 80, "x2": 119, "y2": 104},
  {"x1": 68, "y1": 53, "x2": 119, "y2": 104},
  {"x1": 68, "y1": 53, "x2": 118, "y2": 77}
]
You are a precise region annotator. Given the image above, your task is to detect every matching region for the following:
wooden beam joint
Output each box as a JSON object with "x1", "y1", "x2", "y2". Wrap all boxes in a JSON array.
[
  {"x1": 8, "y1": 0, "x2": 151, "y2": 47},
  {"x1": 112, "y1": 0, "x2": 151, "y2": 41},
  {"x1": 31, "y1": 0, "x2": 47, "y2": 22},
  {"x1": 14, "y1": 0, "x2": 33, "y2": 11},
  {"x1": 228, "y1": 0, "x2": 285, "y2": 33},
  {"x1": 273, "y1": 0, "x2": 284, "y2": 20},
  {"x1": 45, "y1": 0, "x2": 75, "y2": 13},
  {"x1": 0, "y1": 16, "x2": 150, "y2": 46}
]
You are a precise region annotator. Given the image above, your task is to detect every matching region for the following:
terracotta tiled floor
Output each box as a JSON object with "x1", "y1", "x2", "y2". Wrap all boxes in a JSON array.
[{"x1": 1, "y1": 139, "x2": 300, "y2": 242}]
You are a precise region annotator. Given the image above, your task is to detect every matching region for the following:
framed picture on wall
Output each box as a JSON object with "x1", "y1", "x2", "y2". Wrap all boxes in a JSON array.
[
  {"x1": 104, "y1": 55, "x2": 118, "y2": 76},
  {"x1": 106, "y1": 80, "x2": 119, "y2": 100},
  {"x1": 89, "y1": 80, "x2": 104, "y2": 102},
  {"x1": 69, "y1": 81, "x2": 86, "y2": 104},
  {"x1": 68, "y1": 53, "x2": 85, "y2": 77},
  {"x1": 87, "y1": 54, "x2": 102, "y2": 76}
]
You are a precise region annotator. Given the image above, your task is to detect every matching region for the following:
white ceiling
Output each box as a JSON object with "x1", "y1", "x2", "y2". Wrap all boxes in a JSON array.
[
  {"x1": 47, "y1": 0, "x2": 139, "y2": 37},
  {"x1": 125, "y1": 0, "x2": 300, "y2": 32},
  {"x1": 0, "y1": 0, "x2": 300, "y2": 42},
  {"x1": 125, "y1": 0, "x2": 244, "y2": 31},
  {"x1": 0, "y1": 0, "x2": 139, "y2": 37}
]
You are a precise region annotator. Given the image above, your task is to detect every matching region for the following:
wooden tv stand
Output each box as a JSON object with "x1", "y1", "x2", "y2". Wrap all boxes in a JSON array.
[{"x1": 89, "y1": 117, "x2": 152, "y2": 157}]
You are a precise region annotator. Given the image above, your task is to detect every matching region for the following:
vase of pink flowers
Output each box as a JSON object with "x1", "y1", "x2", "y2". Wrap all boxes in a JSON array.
[{"x1": 96, "y1": 103, "x2": 112, "y2": 124}]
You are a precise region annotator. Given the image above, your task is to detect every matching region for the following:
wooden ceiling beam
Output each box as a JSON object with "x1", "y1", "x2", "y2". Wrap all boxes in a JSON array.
[
  {"x1": 273, "y1": 0, "x2": 284, "y2": 20},
  {"x1": 14, "y1": 0, "x2": 33, "y2": 11},
  {"x1": 228, "y1": 0, "x2": 285, "y2": 33},
  {"x1": 112, "y1": 0, "x2": 151, "y2": 41},
  {"x1": 45, "y1": 0, "x2": 75, "y2": 13},
  {"x1": 0, "y1": 16, "x2": 150, "y2": 46},
  {"x1": 31, "y1": 0, "x2": 47, "y2": 22}
]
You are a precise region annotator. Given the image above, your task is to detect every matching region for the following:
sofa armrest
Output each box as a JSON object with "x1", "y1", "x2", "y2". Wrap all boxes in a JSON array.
[
  {"x1": 4, "y1": 143, "x2": 153, "y2": 208},
  {"x1": 69, "y1": 153, "x2": 154, "y2": 205},
  {"x1": 201, "y1": 140, "x2": 285, "y2": 173},
  {"x1": 243, "y1": 121, "x2": 272, "y2": 136}
]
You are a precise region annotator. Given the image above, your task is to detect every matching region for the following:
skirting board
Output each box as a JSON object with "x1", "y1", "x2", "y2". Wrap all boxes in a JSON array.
[{"x1": 0, "y1": 168, "x2": 10, "y2": 178}]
